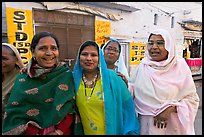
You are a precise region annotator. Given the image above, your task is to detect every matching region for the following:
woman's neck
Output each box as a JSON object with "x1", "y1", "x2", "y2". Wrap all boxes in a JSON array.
[
  {"x1": 107, "y1": 64, "x2": 117, "y2": 70},
  {"x1": 2, "y1": 67, "x2": 18, "y2": 82},
  {"x1": 2, "y1": 73, "x2": 5, "y2": 82},
  {"x1": 83, "y1": 69, "x2": 99, "y2": 81}
]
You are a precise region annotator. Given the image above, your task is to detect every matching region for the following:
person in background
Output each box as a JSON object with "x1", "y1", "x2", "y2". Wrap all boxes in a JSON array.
[
  {"x1": 101, "y1": 39, "x2": 129, "y2": 86},
  {"x1": 2, "y1": 43, "x2": 24, "y2": 120},
  {"x1": 101, "y1": 39, "x2": 136, "y2": 100},
  {"x1": 2, "y1": 32, "x2": 83, "y2": 135},
  {"x1": 131, "y1": 29, "x2": 199, "y2": 135},
  {"x1": 73, "y1": 40, "x2": 140, "y2": 135}
]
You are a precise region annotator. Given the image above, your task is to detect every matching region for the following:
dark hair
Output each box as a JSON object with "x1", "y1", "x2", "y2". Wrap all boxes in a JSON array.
[
  {"x1": 103, "y1": 39, "x2": 121, "y2": 54},
  {"x1": 30, "y1": 32, "x2": 59, "y2": 52},
  {"x1": 100, "y1": 44, "x2": 105, "y2": 48},
  {"x1": 148, "y1": 33, "x2": 154, "y2": 42},
  {"x1": 79, "y1": 40, "x2": 99, "y2": 57}
]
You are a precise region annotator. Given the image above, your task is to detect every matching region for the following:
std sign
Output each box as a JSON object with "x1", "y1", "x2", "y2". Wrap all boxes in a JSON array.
[{"x1": 6, "y1": 7, "x2": 33, "y2": 65}]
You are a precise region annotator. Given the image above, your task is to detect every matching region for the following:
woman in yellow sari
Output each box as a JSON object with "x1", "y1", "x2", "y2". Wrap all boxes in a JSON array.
[{"x1": 73, "y1": 40, "x2": 140, "y2": 135}]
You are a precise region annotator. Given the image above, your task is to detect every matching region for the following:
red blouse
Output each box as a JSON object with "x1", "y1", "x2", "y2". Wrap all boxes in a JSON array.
[{"x1": 24, "y1": 114, "x2": 74, "y2": 135}]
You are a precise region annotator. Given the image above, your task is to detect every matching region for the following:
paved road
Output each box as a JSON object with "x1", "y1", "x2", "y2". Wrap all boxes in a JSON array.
[{"x1": 194, "y1": 80, "x2": 202, "y2": 135}]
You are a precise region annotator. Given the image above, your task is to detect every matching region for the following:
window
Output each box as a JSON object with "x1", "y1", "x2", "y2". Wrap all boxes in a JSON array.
[
  {"x1": 154, "y1": 14, "x2": 158, "y2": 25},
  {"x1": 171, "y1": 16, "x2": 175, "y2": 28}
]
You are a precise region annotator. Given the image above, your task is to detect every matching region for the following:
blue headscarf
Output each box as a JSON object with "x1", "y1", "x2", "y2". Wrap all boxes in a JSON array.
[
  {"x1": 73, "y1": 40, "x2": 110, "y2": 93},
  {"x1": 73, "y1": 40, "x2": 140, "y2": 135}
]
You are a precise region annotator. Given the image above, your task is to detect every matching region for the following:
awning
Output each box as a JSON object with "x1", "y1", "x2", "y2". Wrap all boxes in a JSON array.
[
  {"x1": 78, "y1": 2, "x2": 140, "y2": 12},
  {"x1": 182, "y1": 19, "x2": 202, "y2": 26},
  {"x1": 178, "y1": 19, "x2": 202, "y2": 31},
  {"x1": 41, "y1": 2, "x2": 124, "y2": 21},
  {"x1": 183, "y1": 30, "x2": 202, "y2": 39}
]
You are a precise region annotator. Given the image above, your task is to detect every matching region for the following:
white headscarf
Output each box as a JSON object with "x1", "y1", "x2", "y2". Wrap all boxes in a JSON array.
[
  {"x1": 2, "y1": 43, "x2": 24, "y2": 108},
  {"x1": 102, "y1": 39, "x2": 130, "y2": 81},
  {"x1": 142, "y1": 29, "x2": 176, "y2": 70},
  {"x1": 132, "y1": 29, "x2": 199, "y2": 134},
  {"x1": 2, "y1": 43, "x2": 24, "y2": 69}
]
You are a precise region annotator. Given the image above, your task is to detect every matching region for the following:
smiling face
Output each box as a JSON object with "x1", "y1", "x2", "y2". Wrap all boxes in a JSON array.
[
  {"x1": 104, "y1": 41, "x2": 120, "y2": 65},
  {"x1": 147, "y1": 34, "x2": 168, "y2": 62},
  {"x1": 79, "y1": 45, "x2": 99, "y2": 73},
  {"x1": 32, "y1": 36, "x2": 59, "y2": 68}
]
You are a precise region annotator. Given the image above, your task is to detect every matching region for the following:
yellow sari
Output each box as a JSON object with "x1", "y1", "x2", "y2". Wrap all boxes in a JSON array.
[{"x1": 76, "y1": 79, "x2": 105, "y2": 135}]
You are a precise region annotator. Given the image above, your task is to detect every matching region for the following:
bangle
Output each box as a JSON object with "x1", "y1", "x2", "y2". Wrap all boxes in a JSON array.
[{"x1": 55, "y1": 129, "x2": 63, "y2": 135}]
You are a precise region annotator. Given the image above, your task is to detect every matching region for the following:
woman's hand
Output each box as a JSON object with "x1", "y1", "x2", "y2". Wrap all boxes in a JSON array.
[
  {"x1": 46, "y1": 129, "x2": 63, "y2": 135},
  {"x1": 117, "y1": 72, "x2": 128, "y2": 87},
  {"x1": 153, "y1": 106, "x2": 177, "y2": 128},
  {"x1": 46, "y1": 131, "x2": 58, "y2": 135}
]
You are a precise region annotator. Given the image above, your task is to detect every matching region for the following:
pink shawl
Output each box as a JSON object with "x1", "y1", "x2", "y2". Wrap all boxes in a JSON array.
[{"x1": 132, "y1": 29, "x2": 199, "y2": 134}]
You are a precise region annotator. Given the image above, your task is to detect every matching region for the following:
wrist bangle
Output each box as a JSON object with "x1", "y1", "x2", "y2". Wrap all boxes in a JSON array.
[{"x1": 55, "y1": 129, "x2": 63, "y2": 135}]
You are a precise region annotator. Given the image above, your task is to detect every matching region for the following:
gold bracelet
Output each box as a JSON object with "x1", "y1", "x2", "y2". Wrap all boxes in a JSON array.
[{"x1": 55, "y1": 129, "x2": 63, "y2": 135}]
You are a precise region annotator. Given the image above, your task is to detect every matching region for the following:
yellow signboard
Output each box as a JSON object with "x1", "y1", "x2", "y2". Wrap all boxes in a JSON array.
[
  {"x1": 6, "y1": 7, "x2": 33, "y2": 65},
  {"x1": 95, "y1": 20, "x2": 111, "y2": 46},
  {"x1": 130, "y1": 42, "x2": 146, "y2": 65}
]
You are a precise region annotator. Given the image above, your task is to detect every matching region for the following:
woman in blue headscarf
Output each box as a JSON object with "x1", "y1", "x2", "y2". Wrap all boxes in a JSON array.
[{"x1": 73, "y1": 40, "x2": 140, "y2": 135}]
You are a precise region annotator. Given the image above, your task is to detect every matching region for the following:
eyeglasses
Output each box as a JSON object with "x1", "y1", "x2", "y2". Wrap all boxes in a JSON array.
[
  {"x1": 104, "y1": 47, "x2": 119, "y2": 53},
  {"x1": 147, "y1": 41, "x2": 165, "y2": 47}
]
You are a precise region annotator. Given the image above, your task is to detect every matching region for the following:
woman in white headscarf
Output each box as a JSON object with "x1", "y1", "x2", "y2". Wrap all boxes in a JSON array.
[
  {"x1": 131, "y1": 29, "x2": 199, "y2": 135},
  {"x1": 2, "y1": 43, "x2": 24, "y2": 119},
  {"x1": 102, "y1": 39, "x2": 136, "y2": 103},
  {"x1": 102, "y1": 39, "x2": 130, "y2": 80}
]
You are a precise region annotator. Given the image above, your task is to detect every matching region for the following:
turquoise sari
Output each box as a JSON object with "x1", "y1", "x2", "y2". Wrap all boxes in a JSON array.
[{"x1": 73, "y1": 41, "x2": 140, "y2": 135}]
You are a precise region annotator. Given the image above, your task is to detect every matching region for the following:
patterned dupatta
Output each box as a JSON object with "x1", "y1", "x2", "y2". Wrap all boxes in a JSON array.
[{"x1": 3, "y1": 59, "x2": 83, "y2": 135}]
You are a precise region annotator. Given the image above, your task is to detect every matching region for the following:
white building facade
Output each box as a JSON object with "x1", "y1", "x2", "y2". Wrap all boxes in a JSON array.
[{"x1": 2, "y1": 2, "x2": 202, "y2": 75}]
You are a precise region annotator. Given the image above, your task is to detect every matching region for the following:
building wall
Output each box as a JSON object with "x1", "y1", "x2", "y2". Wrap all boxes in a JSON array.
[
  {"x1": 97, "y1": 2, "x2": 202, "y2": 76},
  {"x1": 110, "y1": 2, "x2": 201, "y2": 47},
  {"x1": 3, "y1": 2, "x2": 202, "y2": 43},
  {"x1": 2, "y1": 2, "x2": 202, "y2": 75}
]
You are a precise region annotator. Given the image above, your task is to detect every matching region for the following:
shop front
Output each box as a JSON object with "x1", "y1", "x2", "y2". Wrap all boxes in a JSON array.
[{"x1": 182, "y1": 26, "x2": 202, "y2": 76}]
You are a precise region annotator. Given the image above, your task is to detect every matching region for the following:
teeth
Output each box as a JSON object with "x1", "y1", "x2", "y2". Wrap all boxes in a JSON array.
[
  {"x1": 44, "y1": 58, "x2": 54, "y2": 61},
  {"x1": 151, "y1": 52, "x2": 159, "y2": 55},
  {"x1": 152, "y1": 53, "x2": 159, "y2": 54}
]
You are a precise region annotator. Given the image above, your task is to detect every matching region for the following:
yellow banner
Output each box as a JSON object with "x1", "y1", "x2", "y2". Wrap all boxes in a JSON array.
[
  {"x1": 6, "y1": 7, "x2": 33, "y2": 65},
  {"x1": 130, "y1": 42, "x2": 146, "y2": 65},
  {"x1": 95, "y1": 20, "x2": 111, "y2": 46}
]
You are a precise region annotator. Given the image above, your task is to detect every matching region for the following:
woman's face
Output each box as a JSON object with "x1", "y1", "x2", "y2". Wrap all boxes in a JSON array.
[
  {"x1": 33, "y1": 36, "x2": 59, "y2": 68},
  {"x1": 80, "y1": 45, "x2": 99, "y2": 73},
  {"x1": 147, "y1": 34, "x2": 168, "y2": 62},
  {"x1": 104, "y1": 42, "x2": 120, "y2": 65},
  {"x1": 2, "y1": 46, "x2": 17, "y2": 74}
]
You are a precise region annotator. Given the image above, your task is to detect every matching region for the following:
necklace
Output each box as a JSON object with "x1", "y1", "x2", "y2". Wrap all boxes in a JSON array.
[
  {"x1": 82, "y1": 73, "x2": 98, "y2": 88},
  {"x1": 83, "y1": 73, "x2": 98, "y2": 100},
  {"x1": 84, "y1": 81, "x2": 97, "y2": 100}
]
